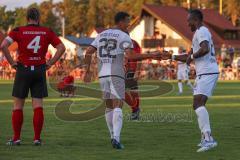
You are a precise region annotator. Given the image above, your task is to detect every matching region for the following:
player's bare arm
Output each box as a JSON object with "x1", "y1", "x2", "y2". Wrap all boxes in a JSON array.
[
  {"x1": 125, "y1": 48, "x2": 161, "y2": 61},
  {"x1": 173, "y1": 54, "x2": 189, "y2": 62},
  {"x1": 46, "y1": 43, "x2": 66, "y2": 69},
  {"x1": 186, "y1": 41, "x2": 209, "y2": 65},
  {"x1": 0, "y1": 39, "x2": 17, "y2": 69},
  {"x1": 191, "y1": 40, "x2": 209, "y2": 58},
  {"x1": 83, "y1": 46, "x2": 96, "y2": 83}
]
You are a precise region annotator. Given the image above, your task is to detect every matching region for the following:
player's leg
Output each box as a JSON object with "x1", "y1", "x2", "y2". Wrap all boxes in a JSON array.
[
  {"x1": 112, "y1": 99, "x2": 123, "y2": 142},
  {"x1": 110, "y1": 77, "x2": 125, "y2": 149},
  {"x1": 193, "y1": 94, "x2": 212, "y2": 141},
  {"x1": 177, "y1": 68, "x2": 184, "y2": 94},
  {"x1": 30, "y1": 64, "x2": 48, "y2": 145},
  {"x1": 177, "y1": 79, "x2": 183, "y2": 94},
  {"x1": 125, "y1": 78, "x2": 140, "y2": 120},
  {"x1": 9, "y1": 97, "x2": 25, "y2": 145},
  {"x1": 8, "y1": 64, "x2": 30, "y2": 145},
  {"x1": 193, "y1": 74, "x2": 218, "y2": 152},
  {"x1": 128, "y1": 90, "x2": 140, "y2": 120},
  {"x1": 186, "y1": 80, "x2": 193, "y2": 90},
  {"x1": 194, "y1": 94, "x2": 217, "y2": 152},
  {"x1": 184, "y1": 70, "x2": 193, "y2": 91},
  {"x1": 99, "y1": 78, "x2": 115, "y2": 142},
  {"x1": 111, "y1": 99, "x2": 124, "y2": 149},
  {"x1": 105, "y1": 99, "x2": 114, "y2": 140},
  {"x1": 32, "y1": 98, "x2": 44, "y2": 145}
]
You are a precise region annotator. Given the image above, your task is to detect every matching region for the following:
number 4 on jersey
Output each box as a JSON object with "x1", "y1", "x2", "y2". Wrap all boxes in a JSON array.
[{"x1": 27, "y1": 36, "x2": 41, "y2": 53}]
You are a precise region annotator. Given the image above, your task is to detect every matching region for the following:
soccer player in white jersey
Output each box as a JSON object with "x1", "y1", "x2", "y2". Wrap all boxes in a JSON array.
[
  {"x1": 162, "y1": 9, "x2": 219, "y2": 152},
  {"x1": 176, "y1": 46, "x2": 193, "y2": 94},
  {"x1": 83, "y1": 12, "x2": 160, "y2": 149}
]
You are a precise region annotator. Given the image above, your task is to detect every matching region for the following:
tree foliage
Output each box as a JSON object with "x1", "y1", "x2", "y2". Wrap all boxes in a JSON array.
[{"x1": 0, "y1": 0, "x2": 239, "y2": 35}]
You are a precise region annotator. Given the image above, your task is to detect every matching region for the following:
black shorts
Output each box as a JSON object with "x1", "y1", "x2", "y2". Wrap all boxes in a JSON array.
[
  {"x1": 12, "y1": 63, "x2": 48, "y2": 99},
  {"x1": 125, "y1": 71, "x2": 138, "y2": 90}
]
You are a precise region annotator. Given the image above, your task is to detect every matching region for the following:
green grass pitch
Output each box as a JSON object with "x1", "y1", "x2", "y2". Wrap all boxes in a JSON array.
[{"x1": 0, "y1": 80, "x2": 239, "y2": 160}]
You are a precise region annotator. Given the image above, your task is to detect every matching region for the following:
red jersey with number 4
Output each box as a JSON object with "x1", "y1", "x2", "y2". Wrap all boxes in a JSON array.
[{"x1": 7, "y1": 24, "x2": 61, "y2": 66}]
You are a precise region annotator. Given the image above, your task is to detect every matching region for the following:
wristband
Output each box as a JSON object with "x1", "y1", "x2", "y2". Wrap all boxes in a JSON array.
[{"x1": 190, "y1": 54, "x2": 194, "y2": 60}]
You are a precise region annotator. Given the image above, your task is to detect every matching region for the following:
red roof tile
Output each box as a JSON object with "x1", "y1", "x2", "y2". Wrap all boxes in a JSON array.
[
  {"x1": 0, "y1": 31, "x2": 4, "y2": 44},
  {"x1": 201, "y1": 9, "x2": 238, "y2": 30}
]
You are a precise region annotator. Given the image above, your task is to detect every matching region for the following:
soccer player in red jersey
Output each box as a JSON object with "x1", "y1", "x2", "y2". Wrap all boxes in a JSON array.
[
  {"x1": 0, "y1": 8, "x2": 65, "y2": 145},
  {"x1": 125, "y1": 39, "x2": 141, "y2": 120}
]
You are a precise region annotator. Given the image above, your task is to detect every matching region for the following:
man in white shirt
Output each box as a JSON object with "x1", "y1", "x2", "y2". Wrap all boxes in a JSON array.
[
  {"x1": 176, "y1": 46, "x2": 193, "y2": 94},
  {"x1": 83, "y1": 12, "x2": 160, "y2": 149},
  {"x1": 163, "y1": 9, "x2": 218, "y2": 152}
]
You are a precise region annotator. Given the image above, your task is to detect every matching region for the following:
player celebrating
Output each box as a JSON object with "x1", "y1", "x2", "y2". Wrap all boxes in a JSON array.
[
  {"x1": 0, "y1": 8, "x2": 65, "y2": 145},
  {"x1": 125, "y1": 39, "x2": 141, "y2": 120},
  {"x1": 176, "y1": 46, "x2": 193, "y2": 95},
  {"x1": 84, "y1": 12, "x2": 161, "y2": 149},
  {"x1": 162, "y1": 9, "x2": 219, "y2": 152}
]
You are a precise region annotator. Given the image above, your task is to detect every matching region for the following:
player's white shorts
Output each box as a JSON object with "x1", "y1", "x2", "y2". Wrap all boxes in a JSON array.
[
  {"x1": 193, "y1": 74, "x2": 218, "y2": 97},
  {"x1": 177, "y1": 69, "x2": 189, "y2": 80},
  {"x1": 99, "y1": 76, "x2": 125, "y2": 99}
]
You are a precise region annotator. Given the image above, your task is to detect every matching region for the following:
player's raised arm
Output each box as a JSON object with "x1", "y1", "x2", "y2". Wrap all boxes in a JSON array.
[{"x1": 0, "y1": 37, "x2": 17, "y2": 69}]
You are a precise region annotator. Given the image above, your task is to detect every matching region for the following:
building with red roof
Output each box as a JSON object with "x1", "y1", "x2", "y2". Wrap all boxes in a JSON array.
[{"x1": 129, "y1": 4, "x2": 240, "y2": 53}]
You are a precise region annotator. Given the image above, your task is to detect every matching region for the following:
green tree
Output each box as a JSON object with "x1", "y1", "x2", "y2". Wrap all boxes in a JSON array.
[
  {"x1": 57, "y1": 0, "x2": 88, "y2": 36},
  {"x1": 39, "y1": 0, "x2": 60, "y2": 33},
  {"x1": 223, "y1": 0, "x2": 240, "y2": 26},
  {"x1": 0, "y1": 6, "x2": 15, "y2": 32},
  {"x1": 14, "y1": 7, "x2": 27, "y2": 27}
]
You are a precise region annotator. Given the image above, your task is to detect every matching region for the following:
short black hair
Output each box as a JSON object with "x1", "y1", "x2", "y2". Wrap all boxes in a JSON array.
[
  {"x1": 189, "y1": 9, "x2": 203, "y2": 21},
  {"x1": 27, "y1": 8, "x2": 40, "y2": 21},
  {"x1": 114, "y1": 12, "x2": 130, "y2": 24}
]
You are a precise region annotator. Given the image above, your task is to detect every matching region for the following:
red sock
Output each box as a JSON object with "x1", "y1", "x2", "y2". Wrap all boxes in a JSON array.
[
  {"x1": 125, "y1": 91, "x2": 140, "y2": 112},
  {"x1": 12, "y1": 109, "x2": 23, "y2": 141},
  {"x1": 33, "y1": 107, "x2": 44, "y2": 140},
  {"x1": 125, "y1": 92, "x2": 133, "y2": 106},
  {"x1": 130, "y1": 91, "x2": 140, "y2": 112}
]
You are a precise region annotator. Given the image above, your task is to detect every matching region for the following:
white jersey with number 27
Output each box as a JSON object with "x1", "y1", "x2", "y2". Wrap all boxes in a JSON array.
[{"x1": 192, "y1": 26, "x2": 219, "y2": 76}]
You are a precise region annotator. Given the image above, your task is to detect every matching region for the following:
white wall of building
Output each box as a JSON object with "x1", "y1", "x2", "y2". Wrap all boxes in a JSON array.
[
  {"x1": 129, "y1": 16, "x2": 189, "y2": 52},
  {"x1": 155, "y1": 20, "x2": 182, "y2": 39},
  {"x1": 48, "y1": 37, "x2": 77, "y2": 57},
  {"x1": 129, "y1": 19, "x2": 145, "y2": 48}
]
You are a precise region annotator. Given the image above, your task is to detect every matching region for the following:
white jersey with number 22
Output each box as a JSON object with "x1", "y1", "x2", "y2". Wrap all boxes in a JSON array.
[{"x1": 91, "y1": 29, "x2": 133, "y2": 78}]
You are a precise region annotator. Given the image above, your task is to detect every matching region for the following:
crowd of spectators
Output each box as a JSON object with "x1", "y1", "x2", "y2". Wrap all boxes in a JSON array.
[{"x1": 0, "y1": 47, "x2": 240, "y2": 81}]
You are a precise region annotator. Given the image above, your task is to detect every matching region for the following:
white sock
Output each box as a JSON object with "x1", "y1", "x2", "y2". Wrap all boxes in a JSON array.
[
  {"x1": 105, "y1": 108, "x2": 114, "y2": 139},
  {"x1": 113, "y1": 108, "x2": 123, "y2": 142},
  {"x1": 186, "y1": 80, "x2": 193, "y2": 89},
  {"x1": 178, "y1": 82, "x2": 183, "y2": 93},
  {"x1": 195, "y1": 106, "x2": 212, "y2": 141}
]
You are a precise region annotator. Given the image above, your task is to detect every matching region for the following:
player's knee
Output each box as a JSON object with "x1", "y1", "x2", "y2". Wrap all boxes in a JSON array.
[
  {"x1": 112, "y1": 99, "x2": 123, "y2": 108},
  {"x1": 193, "y1": 95, "x2": 208, "y2": 110},
  {"x1": 13, "y1": 97, "x2": 25, "y2": 110},
  {"x1": 32, "y1": 98, "x2": 43, "y2": 109}
]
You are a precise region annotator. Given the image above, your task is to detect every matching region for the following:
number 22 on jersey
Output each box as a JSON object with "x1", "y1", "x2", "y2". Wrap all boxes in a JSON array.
[{"x1": 27, "y1": 36, "x2": 41, "y2": 53}]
